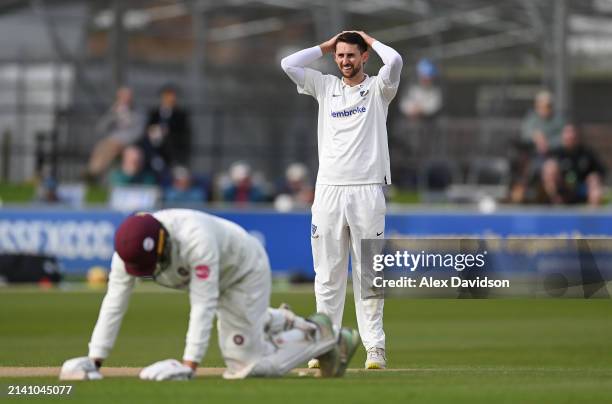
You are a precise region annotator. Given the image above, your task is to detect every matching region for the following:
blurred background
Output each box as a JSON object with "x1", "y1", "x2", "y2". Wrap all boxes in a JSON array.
[{"x1": 1, "y1": 0, "x2": 612, "y2": 283}]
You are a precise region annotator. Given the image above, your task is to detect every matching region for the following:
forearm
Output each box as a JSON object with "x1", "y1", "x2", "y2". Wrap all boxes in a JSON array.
[
  {"x1": 372, "y1": 40, "x2": 401, "y2": 65},
  {"x1": 88, "y1": 279, "x2": 134, "y2": 359},
  {"x1": 88, "y1": 304, "x2": 130, "y2": 359},
  {"x1": 372, "y1": 40, "x2": 403, "y2": 84},
  {"x1": 182, "y1": 299, "x2": 216, "y2": 364},
  {"x1": 281, "y1": 45, "x2": 323, "y2": 67},
  {"x1": 280, "y1": 46, "x2": 323, "y2": 87}
]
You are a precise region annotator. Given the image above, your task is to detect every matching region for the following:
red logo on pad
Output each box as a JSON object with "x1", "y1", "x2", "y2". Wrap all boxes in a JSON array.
[{"x1": 195, "y1": 265, "x2": 210, "y2": 280}]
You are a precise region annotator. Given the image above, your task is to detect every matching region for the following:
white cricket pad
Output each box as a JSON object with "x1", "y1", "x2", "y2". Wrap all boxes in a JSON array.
[{"x1": 246, "y1": 328, "x2": 336, "y2": 377}]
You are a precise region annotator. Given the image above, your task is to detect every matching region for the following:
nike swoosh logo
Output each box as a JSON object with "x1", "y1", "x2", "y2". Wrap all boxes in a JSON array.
[
  {"x1": 376, "y1": 232, "x2": 383, "y2": 237},
  {"x1": 332, "y1": 94, "x2": 341, "y2": 97}
]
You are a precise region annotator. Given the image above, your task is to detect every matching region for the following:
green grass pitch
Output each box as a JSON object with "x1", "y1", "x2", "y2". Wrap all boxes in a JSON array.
[{"x1": 1, "y1": 287, "x2": 612, "y2": 403}]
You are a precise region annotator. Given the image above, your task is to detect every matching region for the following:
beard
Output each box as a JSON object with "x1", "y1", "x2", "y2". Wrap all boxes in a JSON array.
[{"x1": 339, "y1": 63, "x2": 361, "y2": 78}]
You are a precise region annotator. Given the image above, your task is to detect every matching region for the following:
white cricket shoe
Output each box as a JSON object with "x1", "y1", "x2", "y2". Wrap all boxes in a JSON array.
[
  {"x1": 307, "y1": 358, "x2": 320, "y2": 369},
  {"x1": 365, "y1": 347, "x2": 386, "y2": 369}
]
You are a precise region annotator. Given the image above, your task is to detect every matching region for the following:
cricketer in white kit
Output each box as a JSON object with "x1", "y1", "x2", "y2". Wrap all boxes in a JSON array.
[
  {"x1": 281, "y1": 31, "x2": 402, "y2": 369},
  {"x1": 60, "y1": 209, "x2": 359, "y2": 381}
]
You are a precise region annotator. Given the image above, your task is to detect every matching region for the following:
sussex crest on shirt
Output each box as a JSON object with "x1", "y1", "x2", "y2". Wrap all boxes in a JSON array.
[{"x1": 311, "y1": 224, "x2": 319, "y2": 239}]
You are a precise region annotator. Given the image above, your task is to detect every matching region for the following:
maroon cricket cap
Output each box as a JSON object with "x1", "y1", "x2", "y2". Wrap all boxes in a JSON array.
[{"x1": 114, "y1": 214, "x2": 166, "y2": 277}]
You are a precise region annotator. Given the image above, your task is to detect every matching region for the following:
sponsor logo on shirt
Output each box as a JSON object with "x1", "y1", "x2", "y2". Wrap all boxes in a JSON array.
[
  {"x1": 330, "y1": 106, "x2": 366, "y2": 118},
  {"x1": 360, "y1": 89, "x2": 369, "y2": 98}
]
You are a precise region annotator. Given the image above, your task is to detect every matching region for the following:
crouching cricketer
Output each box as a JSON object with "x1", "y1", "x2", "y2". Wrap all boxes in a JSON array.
[{"x1": 60, "y1": 209, "x2": 359, "y2": 381}]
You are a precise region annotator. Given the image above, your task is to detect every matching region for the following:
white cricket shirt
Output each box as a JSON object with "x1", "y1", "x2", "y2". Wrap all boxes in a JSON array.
[
  {"x1": 298, "y1": 70, "x2": 397, "y2": 185},
  {"x1": 88, "y1": 209, "x2": 263, "y2": 364}
]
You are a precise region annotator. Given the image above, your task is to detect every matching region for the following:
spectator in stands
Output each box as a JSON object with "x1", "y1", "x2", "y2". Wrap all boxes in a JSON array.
[
  {"x1": 109, "y1": 145, "x2": 156, "y2": 186},
  {"x1": 508, "y1": 141, "x2": 538, "y2": 204},
  {"x1": 521, "y1": 90, "x2": 565, "y2": 153},
  {"x1": 399, "y1": 58, "x2": 442, "y2": 121},
  {"x1": 36, "y1": 164, "x2": 59, "y2": 203},
  {"x1": 511, "y1": 91, "x2": 566, "y2": 204},
  {"x1": 221, "y1": 161, "x2": 266, "y2": 203},
  {"x1": 275, "y1": 163, "x2": 314, "y2": 207},
  {"x1": 547, "y1": 124, "x2": 605, "y2": 206},
  {"x1": 534, "y1": 158, "x2": 570, "y2": 205},
  {"x1": 139, "y1": 85, "x2": 192, "y2": 179},
  {"x1": 84, "y1": 87, "x2": 146, "y2": 182},
  {"x1": 164, "y1": 166, "x2": 206, "y2": 204}
]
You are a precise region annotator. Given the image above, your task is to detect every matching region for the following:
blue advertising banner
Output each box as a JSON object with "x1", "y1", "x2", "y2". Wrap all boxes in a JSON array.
[
  {"x1": 0, "y1": 209, "x2": 124, "y2": 274},
  {"x1": 1, "y1": 207, "x2": 612, "y2": 275}
]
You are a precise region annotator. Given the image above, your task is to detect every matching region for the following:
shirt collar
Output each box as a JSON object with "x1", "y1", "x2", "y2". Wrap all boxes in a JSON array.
[{"x1": 342, "y1": 74, "x2": 369, "y2": 88}]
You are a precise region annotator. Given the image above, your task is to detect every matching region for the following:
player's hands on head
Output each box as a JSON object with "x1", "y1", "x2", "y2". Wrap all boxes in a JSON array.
[
  {"x1": 342, "y1": 30, "x2": 375, "y2": 46},
  {"x1": 139, "y1": 359, "x2": 194, "y2": 381},
  {"x1": 320, "y1": 33, "x2": 342, "y2": 54},
  {"x1": 59, "y1": 357, "x2": 103, "y2": 381}
]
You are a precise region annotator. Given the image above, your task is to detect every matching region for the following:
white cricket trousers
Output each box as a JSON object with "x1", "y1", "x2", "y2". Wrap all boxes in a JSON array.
[
  {"x1": 218, "y1": 236, "x2": 336, "y2": 379},
  {"x1": 311, "y1": 184, "x2": 386, "y2": 350}
]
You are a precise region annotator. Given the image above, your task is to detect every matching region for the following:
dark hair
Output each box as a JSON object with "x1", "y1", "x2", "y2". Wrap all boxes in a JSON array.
[{"x1": 335, "y1": 32, "x2": 367, "y2": 53}]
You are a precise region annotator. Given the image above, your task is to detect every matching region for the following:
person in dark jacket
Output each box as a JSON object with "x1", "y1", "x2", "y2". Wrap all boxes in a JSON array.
[
  {"x1": 546, "y1": 124, "x2": 606, "y2": 206},
  {"x1": 139, "y1": 85, "x2": 192, "y2": 179}
]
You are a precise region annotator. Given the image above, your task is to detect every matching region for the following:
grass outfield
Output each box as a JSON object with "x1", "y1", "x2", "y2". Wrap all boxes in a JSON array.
[{"x1": 1, "y1": 287, "x2": 612, "y2": 403}]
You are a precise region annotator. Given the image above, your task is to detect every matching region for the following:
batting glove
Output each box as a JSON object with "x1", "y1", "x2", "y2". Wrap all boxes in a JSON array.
[
  {"x1": 139, "y1": 359, "x2": 194, "y2": 381},
  {"x1": 59, "y1": 357, "x2": 103, "y2": 381}
]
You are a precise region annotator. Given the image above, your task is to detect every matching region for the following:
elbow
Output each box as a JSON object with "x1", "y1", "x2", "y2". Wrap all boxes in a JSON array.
[
  {"x1": 280, "y1": 57, "x2": 291, "y2": 73},
  {"x1": 392, "y1": 54, "x2": 403, "y2": 71}
]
